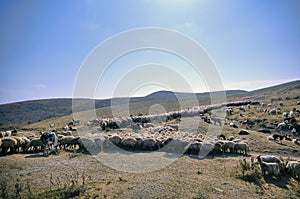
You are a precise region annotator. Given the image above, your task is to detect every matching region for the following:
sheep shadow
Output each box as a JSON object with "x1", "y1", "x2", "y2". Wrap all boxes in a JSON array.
[{"x1": 263, "y1": 174, "x2": 291, "y2": 189}]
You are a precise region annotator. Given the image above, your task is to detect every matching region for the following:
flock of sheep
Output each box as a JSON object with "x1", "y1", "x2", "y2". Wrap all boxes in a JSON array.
[
  {"x1": 256, "y1": 155, "x2": 300, "y2": 180},
  {"x1": 1, "y1": 99, "x2": 300, "y2": 181}
]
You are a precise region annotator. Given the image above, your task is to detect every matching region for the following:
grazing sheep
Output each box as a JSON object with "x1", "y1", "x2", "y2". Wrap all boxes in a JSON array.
[
  {"x1": 142, "y1": 138, "x2": 157, "y2": 151},
  {"x1": 12, "y1": 136, "x2": 25, "y2": 153},
  {"x1": 60, "y1": 136, "x2": 75, "y2": 149},
  {"x1": 185, "y1": 141, "x2": 202, "y2": 155},
  {"x1": 78, "y1": 137, "x2": 97, "y2": 154},
  {"x1": 26, "y1": 138, "x2": 43, "y2": 152},
  {"x1": 121, "y1": 137, "x2": 137, "y2": 151},
  {"x1": 107, "y1": 135, "x2": 122, "y2": 148},
  {"x1": 0, "y1": 137, "x2": 18, "y2": 155},
  {"x1": 213, "y1": 142, "x2": 223, "y2": 155},
  {"x1": 234, "y1": 142, "x2": 249, "y2": 155},
  {"x1": 279, "y1": 102, "x2": 284, "y2": 106},
  {"x1": 286, "y1": 161, "x2": 300, "y2": 179},
  {"x1": 258, "y1": 159, "x2": 281, "y2": 177},
  {"x1": 131, "y1": 123, "x2": 142, "y2": 132},
  {"x1": 221, "y1": 140, "x2": 235, "y2": 153},
  {"x1": 257, "y1": 155, "x2": 284, "y2": 171}
]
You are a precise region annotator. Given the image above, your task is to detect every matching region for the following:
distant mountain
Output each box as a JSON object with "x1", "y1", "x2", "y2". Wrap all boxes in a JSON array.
[{"x1": 0, "y1": 80, "x2": 299, "y2": 130}]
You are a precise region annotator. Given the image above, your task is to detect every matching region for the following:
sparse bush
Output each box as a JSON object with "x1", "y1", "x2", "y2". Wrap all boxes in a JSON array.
[{"x1": 233, "y1": 158, "x2": 264, "y2": 189}]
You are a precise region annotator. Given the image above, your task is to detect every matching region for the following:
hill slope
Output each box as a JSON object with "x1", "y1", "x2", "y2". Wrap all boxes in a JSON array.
[{"x1": 0, "y1": 80, "x2": 299, "y2": 130}]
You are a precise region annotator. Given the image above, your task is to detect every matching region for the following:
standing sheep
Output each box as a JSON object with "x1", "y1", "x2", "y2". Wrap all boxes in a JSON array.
[
  {"x1": 234, "y1": 142, "x2": 249, "y2": 155},
  {"x1": 286, "y1": 161, "x2": 300, "y2": 179},
  {"x1": 0, "y1": 137, "x2": 18, "y2": 155},
  {"x1": 26, "y1": 138, "x2": 43, "y2": 152}
]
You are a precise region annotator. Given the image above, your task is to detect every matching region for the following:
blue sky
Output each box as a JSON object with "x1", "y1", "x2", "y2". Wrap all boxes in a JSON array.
[{"x1": 0, "y1": 0, "x2": 300, "y2": 104}]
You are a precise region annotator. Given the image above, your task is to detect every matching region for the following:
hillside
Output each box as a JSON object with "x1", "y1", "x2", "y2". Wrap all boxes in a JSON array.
[{"x1": 0, "y1": 80, "x2": 299, "y2": 130}]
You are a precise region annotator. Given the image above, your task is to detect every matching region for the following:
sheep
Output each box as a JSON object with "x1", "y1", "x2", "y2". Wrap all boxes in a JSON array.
[
  {"x1": 257, "y1": 155, "x2": 280, "y2": 163},
  {"x1": 279, "y1": 102, "x2": 284, "y2": 106},
  {"x1": 290, "y1": 111, "x2": 295, "y2": 118},
  {"x1": 185, "y1": 141, "x2": 201, "y2": 155},
  {"x1": 218, "y1": 134, "x2": 226, "y2": 140},
  {"x1": 0, "y1": 137, "x2": 17, "y2": 155},
  {"x1": 239, "y1": 106, "x2": 245, "y2": 112},
  {"x1": 59, "y1": 131, "x2": 72, "y2": 136},
  {"x1": 293, "y1": 138, "x2": 299, "y2": 145},
  {"x1": 26, "y1": 138, "x2": 43, "y2": 152},
  {"x1": 297, "y1": 101, "x2": 300, "y2": 105},
  {"x1": 213, "y1": 142, "x2": 223, "y2": 156},
  {"x1": 234, "y1": 142, "x2": 249, "y2": 155},
  {"x1": 229, "y1": 122, "x2": 238, "y2": 128},
  {"x1": 5, "y1": 131, "x2": 12, "y2": 137},
  {"x1": 269, "y1": 109, "x2": 276, "y2": 115},
  {"x1": 60, "y1": 136, "x2": 75, "y2": 149},
  {"x1": 78, "y1": 137, "x2": 97, "y2": 154},
  {"x1": 227, "y1": 136, "x2": 235, "y2": 141},
  {"x1": 221, "y1": 140, "x2": 235, "y2": 153},
  {"x1": 257, "y1": 155, "x2": 284, "y2": 171},
  {"x1": 107, "y1": 135, "x2": 122, "y2": 148},
  {"x1": 277, "y1": 121, "x2": 288, "y2": 130},
  {"x1": 121, "y1": 137, "x2": 137, "y2": 151},
  {"x1": 267, "y1": 136, "x2": 274, "y2": 140},
  {"x1": 142, "y1": 138, "x2": 157, "y2": 151},
  {"x1": 286, "y1": 161, "x2": 300, "y2": 179},
  {"x1": 258, "y1": 159, "x2": 281, "y2": 177},
  {"x1": 225, "y1": 108, "x2": 233, "y2": 115},
  {"x1": 12, "y1": 136, "x2": 25, "y2": 153}
]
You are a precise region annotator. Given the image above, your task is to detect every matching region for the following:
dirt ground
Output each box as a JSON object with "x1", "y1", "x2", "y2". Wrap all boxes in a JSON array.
[{"x1": 1, "y1": 147, "x2": 299, "y2": 199}]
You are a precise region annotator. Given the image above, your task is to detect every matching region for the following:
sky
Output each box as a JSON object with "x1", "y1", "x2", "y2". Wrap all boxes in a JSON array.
[{"x1": 0, "y1": 0, "x2": 300, "y2": 104}]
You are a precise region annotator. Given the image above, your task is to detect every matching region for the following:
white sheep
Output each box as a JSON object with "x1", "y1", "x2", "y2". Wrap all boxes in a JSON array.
[
  {"x1": 60, "y1": 136, "x2": 75, "y2": 149},
  {"x1": 293, "y1": 138, "x2": 299, "y2": 145},
  {"x1": 221, "y1": 140, "x2": 236, "y2": 153},
  {"x1": 267, "y1": 136, "x2": 274, "y2": 140},
  {"x1": 234, "y1": 142, "x2": 249, "y2": 155},
  {"x1": 257, "y1": 155, "x2": 284, "y2": 171},
  {"x1": 259, "y1": 160, "x2": 281, "y2": 177},
  {"x1": 290, "y1": 111, "x2": 295, "y2": 118},
  {"x1": 286, "y1": 161, "x2": 300, "y2": 179}
]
